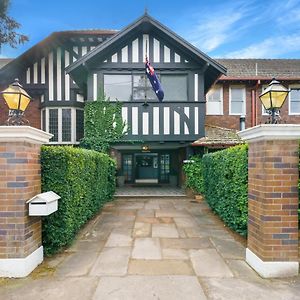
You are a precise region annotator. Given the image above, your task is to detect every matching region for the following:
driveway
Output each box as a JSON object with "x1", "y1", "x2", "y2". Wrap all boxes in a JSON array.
[{"x1": 1, "y1": 197, "x2": 299, "y2": 299}]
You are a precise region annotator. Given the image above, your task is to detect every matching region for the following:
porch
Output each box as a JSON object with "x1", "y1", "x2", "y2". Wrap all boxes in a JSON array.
[{"x1": 115, "y1": 185, "x2": 186, "y2": 197}]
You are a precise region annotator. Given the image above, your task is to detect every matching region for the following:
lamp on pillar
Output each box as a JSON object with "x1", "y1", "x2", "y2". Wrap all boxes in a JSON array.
[
  {"x1": 0, "y1": 78, "x2": 31, "y2": 125},
  {"x1": 258, "y1": 78, "x2": 289, "y2": 124}
]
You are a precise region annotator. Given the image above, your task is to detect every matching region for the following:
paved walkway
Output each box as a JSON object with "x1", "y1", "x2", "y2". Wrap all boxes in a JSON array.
[{"x1": 0, "y1": 197, "x2": 299, "y2": 300}]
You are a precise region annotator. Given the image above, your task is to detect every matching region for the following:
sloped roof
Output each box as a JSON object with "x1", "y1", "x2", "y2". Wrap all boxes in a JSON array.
[
  {"x1": 192, "y1": 125, "x2": 243, "y2": 147},
  {"x1": 0, "y1": 30, "x2": 116, "y2": 84},
  {"x1": 216, "y1": 59, "x2": 300, "y2": 80},
  {"x1": 0, "y1": 58, "x2": 12, "y2": 69},
  {"x1": 66, "y1": 13, "x2": 226, "y2": 92}
]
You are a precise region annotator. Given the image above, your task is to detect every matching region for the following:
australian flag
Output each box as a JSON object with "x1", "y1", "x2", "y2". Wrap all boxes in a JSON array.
[{"x1": 145, "y1": 58, "x2": 164, "y2": 102}]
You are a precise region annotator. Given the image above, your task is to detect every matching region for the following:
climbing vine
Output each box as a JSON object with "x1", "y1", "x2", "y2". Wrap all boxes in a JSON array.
[{"x1": 80, "y1": 96, "x2": 126, "y2": 153}]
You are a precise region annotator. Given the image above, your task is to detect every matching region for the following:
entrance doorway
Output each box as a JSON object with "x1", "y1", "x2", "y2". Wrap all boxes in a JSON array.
[
  {"x1": 121, "y1": 152, "x2": 172, "y2": 184},
  {"x1": 135, "y1": 153, "x2": 158, "y2": 183}
]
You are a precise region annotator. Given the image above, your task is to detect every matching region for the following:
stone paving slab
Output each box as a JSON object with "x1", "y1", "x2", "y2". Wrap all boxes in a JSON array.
[
  {"x1": 56, "y1": 251, "x2": 98, "y2": 277},
  {"x1": 161, "y1": 237, "x2": 213, "y2": 249},
  {"x1": 1, "y1": 277, "x2": 99, "y2": 300},
  {"x1": 93, "y1": 276, "x2": 207, "y2": 300},
  {"x1": 128, "y1": 259, "x2": 194, "y2": 275},
  {"x1": 90, "y1": 247, "x2": 131, "y2": 276},
  {"x1": 210, "y1": 237, "x2": 245, "y2": 259},
  {"x1": 152, "y1": 224, "x2": 179, "y2": 238},
  {"x1": 162, "y1": 248, "x2": 189, "y2": 260},
  {"x1": 133, "y1": 222, "x2": 151, "y2": 238},
  {"x1": 104, "y1": 232, "x2": 133, "y2": 247},
  {"x1": 201, "y1": 277, "x2": 300, "y2": 300},
  {"x1": 132, "y1": 238, "x2": 162, "y2": 259},
  {"x1": 189, "y1": 249, "x2": 234, "y2": 278}
]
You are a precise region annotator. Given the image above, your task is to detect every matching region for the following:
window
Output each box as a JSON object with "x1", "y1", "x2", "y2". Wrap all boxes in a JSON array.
[
  {"x1": 49, "y1": 109, "x2": 58, "y2": 142},
  {"x1": 206, "y1": 85, "x2": 223, "y2": 115},
  {"x1": 261, "y1": 85, "x2": 269, "y2": 116},
  {"x1": 42, "y1": 108, "x2": 83, "y2": 144},
  {"x1": 62, "y1": 109, "x2": 72, "y2": 142},
  {"x1": 133, "y1": 75, "x2": 157, "y2": 101},
  {"x1": 161, "y1": 75, "x2": 188, "y2": 101},
  {"x1": 289, "y1": 85, "x2": 300, "y2": 115},
  {"x1": 229, "y1": 86, "x2": 246, "y2": 115},
  {"x1": 104, "y1": 74, "x2": 132, "y2": 101}
]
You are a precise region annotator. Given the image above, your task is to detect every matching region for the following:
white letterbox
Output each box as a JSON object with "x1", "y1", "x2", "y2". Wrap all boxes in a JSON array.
[{"x1": 26, "y1": 191, "x2": 61, "y2": 216}]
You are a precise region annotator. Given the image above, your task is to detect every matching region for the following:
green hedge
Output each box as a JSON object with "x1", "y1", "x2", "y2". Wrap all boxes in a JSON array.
[
  {"x1": 41, "y1": 146, "x2": 116, "y2": 255},
  {"x1": 202, "y1": 145, "x2": 248, "y2": 236},
  {"x1": 183, "y1": 156, "x2": 204, "y2": 194}
]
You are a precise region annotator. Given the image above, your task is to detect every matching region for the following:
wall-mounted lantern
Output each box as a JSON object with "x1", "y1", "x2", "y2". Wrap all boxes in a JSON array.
[
  {"x1": 259, "y1": 78, "x2": 289, "y2": 124},
  {"x1": 0, "y1": 78, "x2": 31, "y2": 125}
]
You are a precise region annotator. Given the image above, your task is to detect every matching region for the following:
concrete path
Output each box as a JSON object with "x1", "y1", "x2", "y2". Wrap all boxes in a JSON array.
[{"x1": 0, "y1": 197, "x2": 299, "y2": 299}]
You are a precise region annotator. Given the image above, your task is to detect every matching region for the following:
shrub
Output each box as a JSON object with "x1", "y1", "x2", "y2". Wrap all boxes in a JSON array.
[
  {"x1": 183, "y1": 156, "x2": 204, "y2": 194},
  {"x1": 202, "y1": 145, "x2": 248, "y2": 236},
  {"x1": 41, "y1": 146, "x2": 116, "y2": 255}
]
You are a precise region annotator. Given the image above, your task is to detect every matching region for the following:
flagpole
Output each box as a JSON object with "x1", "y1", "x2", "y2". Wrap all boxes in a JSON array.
[{"x1": 143, "y1": 38, "x2": 149, "y2": 107}]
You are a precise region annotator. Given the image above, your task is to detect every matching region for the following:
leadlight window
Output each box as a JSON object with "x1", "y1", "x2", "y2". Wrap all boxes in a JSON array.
[
  {"x1": 104, "y1": 74, "x2": 132, "y2": 101},
  {"x1": 49, "y1": 109, "x2": 58, "y2": 142},
  {"x1": 161, "y1": 75, "x2": 187, "y2": 101},
  {"x1": 289, "y1": 86, "x2": 300, "y2": 114},
  {"x1": 62, "y1": 109, "x2": 72, "y2": 142},
  {"x1": 123, "y1": 154, "x2": 133, "y2": 182},
  {"x1": 206, "y1": 85, "x2": 223, "y2": 115},
  {"x1": 229, "y1": 86, "x2": 246, "y2": 115}
]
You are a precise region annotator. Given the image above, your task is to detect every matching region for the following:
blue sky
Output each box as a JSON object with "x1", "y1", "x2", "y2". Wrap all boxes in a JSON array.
[{"x1": 2, "y1": 0, "x2": 300, "y2": 59}]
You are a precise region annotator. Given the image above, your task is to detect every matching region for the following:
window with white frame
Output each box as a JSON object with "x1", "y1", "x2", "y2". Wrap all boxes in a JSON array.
[
  {"x1": 261, "y1": 85, "x2": 269, "y2": 116},
  {"x1": 229, "y1": 86, "x2": 246, "y2": 115},
  {"x1": 41, "y1": 107, "x2": 83, "y2": 144},
  {"x1": 206, "y1": 85, "x2": 223, "y2": 115},
  {"x1": 289, "y1": 85, "x2": 300, "y2": 115}
]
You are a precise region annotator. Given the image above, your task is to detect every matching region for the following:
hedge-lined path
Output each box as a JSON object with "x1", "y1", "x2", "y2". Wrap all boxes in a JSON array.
[{"x1": 1, "y1": 197, "x2": 299, "y2": 299}]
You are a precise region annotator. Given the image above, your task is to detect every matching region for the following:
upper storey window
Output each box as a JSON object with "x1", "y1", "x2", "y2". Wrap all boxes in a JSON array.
[
  {"x1": 133, "y1": 75, "x2": 157, "y2": 101},
  {"x1": 229, "y1": 86, "x2": 246, "y2": 115},
  {"x1": 289, "y1": 85, "x2": 300, "y2": 115},
  {"x1": 161, "y1": 75, "x2": 188, "y2": 102},
  {"x1": 103, "y1": 74, "x2": 188, "y2": 102},
  {"x1": 104, "y1": 75, "x2": 132, "y2": 101},
  {"x1": 206, "y1": 85, "x2": 223, "y2": 115}
]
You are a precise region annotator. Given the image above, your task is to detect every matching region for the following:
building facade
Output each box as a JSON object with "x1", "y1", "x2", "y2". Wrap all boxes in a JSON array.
[{"x1": 1, "y1": 14, "x2": 300, "y2": 186}]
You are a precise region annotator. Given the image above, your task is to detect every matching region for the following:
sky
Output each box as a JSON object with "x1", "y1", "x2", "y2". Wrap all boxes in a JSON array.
[{"x1": 1, "y1": 0, "x2": 300, "y2": 59}]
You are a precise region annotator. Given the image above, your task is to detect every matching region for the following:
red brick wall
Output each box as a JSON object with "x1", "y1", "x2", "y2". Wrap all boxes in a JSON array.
[
  {"x1": 206, "y1": 81, "x2": 300, "y2": 130},
  {"x1": 0, "y1": 142, "x2": 42, "y2": 259},
  {"x1": 248, "y1": 139, "x2": 299, "y2": 262}
]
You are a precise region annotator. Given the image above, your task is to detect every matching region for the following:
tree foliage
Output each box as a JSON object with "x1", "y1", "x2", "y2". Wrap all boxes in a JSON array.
[
  {"x1": 80, "y1": 96, "x2": 126, "y2": 153},
  {"x1": 0, "y1": 0, "x2": 28, "y2": 49}
]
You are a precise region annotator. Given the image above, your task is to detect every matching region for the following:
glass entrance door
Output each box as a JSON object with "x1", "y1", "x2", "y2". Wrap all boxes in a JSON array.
[{"x1": 135, "y1": 153, "x2": 158, "y2": 183}]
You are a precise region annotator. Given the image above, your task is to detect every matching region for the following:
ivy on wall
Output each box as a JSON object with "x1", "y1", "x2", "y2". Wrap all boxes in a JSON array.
[{"x1": 80, "y1": 97, "x2": 126, "y2": 153}]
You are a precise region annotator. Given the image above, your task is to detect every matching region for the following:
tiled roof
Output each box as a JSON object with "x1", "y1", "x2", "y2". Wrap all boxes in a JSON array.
[
  {"x1": 192, "y1": 125, "x2": 243, "y2": 147},
  {"x1": 54, "y1": 29, "x2": 118, "y2": 35},
  {"x1": 216, "y1": 59, "x2": 300, "y2": 80},
  {"x1": 0, "y1": 58, "x2": 13, "y2": 69}
]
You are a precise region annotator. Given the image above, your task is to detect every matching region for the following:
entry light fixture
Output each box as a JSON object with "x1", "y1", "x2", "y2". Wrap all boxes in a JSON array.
[
  {"x1": 259, "y1": 78, "x2": 289, "y2": 124},
  {"x1": 142, "y1": 145, "x2": 150, "y2": 152},
  {"x1": 0, "y1": 78, "x2": 31, "y2": 125}
]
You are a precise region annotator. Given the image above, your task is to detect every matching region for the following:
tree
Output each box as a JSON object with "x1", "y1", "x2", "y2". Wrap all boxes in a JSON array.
[{"x1": 0, "y1": 0, "x2": 28, "y2": 49}]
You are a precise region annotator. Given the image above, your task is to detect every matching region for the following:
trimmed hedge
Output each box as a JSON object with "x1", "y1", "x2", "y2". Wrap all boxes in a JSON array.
[
  {"x1": 202, "y1": 145, "x2": 248, "y2": 236},
  {"x1": 183, "y1": 156, "x2": 204, "y2": 194},
  {"x1": 41, "y1": 146, "x2": 116, "y2": 255}
]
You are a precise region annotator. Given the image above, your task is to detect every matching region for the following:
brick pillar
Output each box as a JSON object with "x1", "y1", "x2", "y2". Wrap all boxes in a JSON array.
[
  {"x1": 0, "y1": 126, "x2": 52, "y2": 277},
  {"x1": 239, "y1": 124, "x2": 300, "y2": 278}
]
